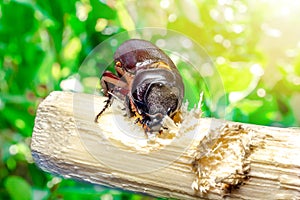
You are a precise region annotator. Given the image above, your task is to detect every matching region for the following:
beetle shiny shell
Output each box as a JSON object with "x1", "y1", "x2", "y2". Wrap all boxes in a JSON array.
[{"x1": 95, "y1": 39, "x2": 184, "y2": 133}]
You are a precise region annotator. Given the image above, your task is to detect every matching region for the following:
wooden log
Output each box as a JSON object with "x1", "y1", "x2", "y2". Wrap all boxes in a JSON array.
[{"x1": 31, "y1": 91, "x2": 300, "y2": 199}]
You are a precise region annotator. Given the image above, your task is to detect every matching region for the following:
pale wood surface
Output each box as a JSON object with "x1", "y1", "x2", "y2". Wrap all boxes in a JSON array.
[{"x1": 31, "y1": 91, "x2": 300, "y2": 199}]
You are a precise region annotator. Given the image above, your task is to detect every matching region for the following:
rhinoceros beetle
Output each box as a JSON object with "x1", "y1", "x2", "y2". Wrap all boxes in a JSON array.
[{"x1": 95, "y1": 39, "x2": 184, "y2": 134}]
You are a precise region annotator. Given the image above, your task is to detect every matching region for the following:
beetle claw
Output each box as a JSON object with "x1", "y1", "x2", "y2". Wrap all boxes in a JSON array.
[{"x1": 134, "y1": 118, "x2": 140, "y2": 124}]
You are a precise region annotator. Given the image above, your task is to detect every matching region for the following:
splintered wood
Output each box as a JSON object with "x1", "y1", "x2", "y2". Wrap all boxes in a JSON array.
[
  {"x1": 191, "y1": 124, "x2": 254, "y2": 194},
  {"x1": 31, "y1": 91, "x2": 300, "y2": 200}
]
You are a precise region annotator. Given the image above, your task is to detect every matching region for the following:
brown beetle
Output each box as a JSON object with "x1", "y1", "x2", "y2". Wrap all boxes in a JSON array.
[{"x1": 95, "y1": 39, "x2": 184, "y2": 133}]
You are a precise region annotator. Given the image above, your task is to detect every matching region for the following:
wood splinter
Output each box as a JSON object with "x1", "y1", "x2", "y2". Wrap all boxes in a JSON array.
[{"x1": 31, "y1": 91, "x2": 300, "y2": 199}]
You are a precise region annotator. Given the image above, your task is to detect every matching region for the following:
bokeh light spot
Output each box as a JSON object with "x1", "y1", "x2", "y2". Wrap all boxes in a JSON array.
[
  {"x1": 232, "y1": 24, "x2": 244, "y2": 34},
  {"x1": 63, "y1": 37, "x2": 82, "y2": 60},
  {"x1": 60, "y1": 76, "x2": 83, "y2": 92},
  {"x1": 168, "y1": 14, "x2": 177, "y2": 22},
  {"x1": 214, "y1": 34, "x2": 223, "y2": 43},
  {"x1": 224, "y1": 7, "x2": 234, "y2": 21},
  {"x1": 257, "y1": 88, "x2": 266, "y2": 97},
  {"x1": 61, "y1": 67, "x2": 71, "y2": 77},
  {"x1": 47, "y1": 177, "x2": 62, "y2": 188},
  {"x1": 181, "y1": 38, "x2": 193, "y2": 49},
  {"x1": 216, "y1": 56, "x2": 226, "y2": 65},
  {"x1": 52, "y1": 63, "x2": 61, "y2": 80},
  {"x1": 200, "y1": 63, "x2": 214, "y2": 77},
  {"x1": 95, "y1": 18, "x2": 108, "y2": 32},
  {"x1": 229, "y1": 92, "x2": 244, "y2": 103},
  {"x1": 292, "y1": 76, "x2": 300, "y2": 85},
  {"x1": 9, "y1": 145, "x2": 18, "y2": 155},
  {"x1": 160, "y1": 0, "x2": 170, "y2": 9},
  {"x1": 250, "y1": 64, "x2": 264, "y2": 76},
  {"x1": 76, "y1": 1, "x2": 91, "y2": 21},
  {"x1": 210, "y1": 9, "x2": 219, "y2": 21},
  {"x1": 223, "y1": 39, "x2": 231, "y2": 48},
  {"x1": 285, "y1": 49, "x2": 297, "y2": 58},
  {"x1": 110, "y1": 39, "x2": 118, "y2": 47},
  {"x1": 156, "y1": 39, "x2": 166, "y2": 48},
  {"x1": 15, "y1": 119, "x2": 25, "y2": 129}
]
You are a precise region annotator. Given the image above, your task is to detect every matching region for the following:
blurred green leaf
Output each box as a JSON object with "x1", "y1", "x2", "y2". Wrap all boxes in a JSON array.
[
  {"x1": 0, "y1": 1, "x2": 36, "y2": 37},
  {"x1": 4, "y1": 176, "x2": 32, "y2": 200},
  {"x1": 6, "y1": 157, "x2": 17, "y2": 170},
  {"x1": 1, "y1": 105, "x2": 34, "y2": 137},
  {"x1": 89, "y1": 0, "x2": 117, "y2": 20},
  {"x1": 28, "y1": 164, "x2": 48, "y2": 188},
  {"x1": 217, "y1": 63, "x2": 254, "y2": 92}
]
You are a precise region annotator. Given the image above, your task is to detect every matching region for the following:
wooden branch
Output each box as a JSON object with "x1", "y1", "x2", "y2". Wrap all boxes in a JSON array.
[{"x1": 31, "y1": 91, "x2": 300, "y2": 199}]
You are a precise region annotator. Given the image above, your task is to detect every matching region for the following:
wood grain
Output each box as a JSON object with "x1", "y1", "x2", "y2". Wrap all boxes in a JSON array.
[{"x1": 31, "y1": 91, "x2": 300, "y2": 199}]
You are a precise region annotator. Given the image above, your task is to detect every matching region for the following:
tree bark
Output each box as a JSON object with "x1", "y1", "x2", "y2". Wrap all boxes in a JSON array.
[{"x1": 31, "y1": 91, "x2": 300, "y2": 199}]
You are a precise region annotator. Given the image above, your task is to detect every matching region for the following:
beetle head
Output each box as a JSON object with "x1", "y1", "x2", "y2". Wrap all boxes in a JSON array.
[
  {"x1": 131, "y1": 68, "x2": 184, "y2": 132},
  {"x1": 144, "y1": 83, "x2": 180, "y2": 132}
]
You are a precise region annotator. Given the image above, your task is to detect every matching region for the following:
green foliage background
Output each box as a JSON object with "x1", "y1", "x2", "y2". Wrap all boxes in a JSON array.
[{"x1": 0, "y1": 0, "x2": 299, "y2": 199}]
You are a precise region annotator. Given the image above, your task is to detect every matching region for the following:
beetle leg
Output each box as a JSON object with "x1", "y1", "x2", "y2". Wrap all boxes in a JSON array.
[
  {"x1": 94, "y1": 94, "x2": 113, "y2": 122},
  {"x1": 143, "y1": 124, "x2": 152, "y2": 135},
  {"x1": 161, "y1": 125, "x2": 168, "y2": 130},
  {"x1": 134, "y1": 117, "x2": 141, "y2": 124},
  {"x1": 115, "y1": 63, "x2": 134, "y2": 87},
  {"x1": 101, "y1": 71, "x2": 127, "y2": 95},
  {"x1": 95, "y1": 71, "x2": 129, "y2": 122},
  {"x1": 125, "y1": 95, "x2": 134, "y2": 117}
]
